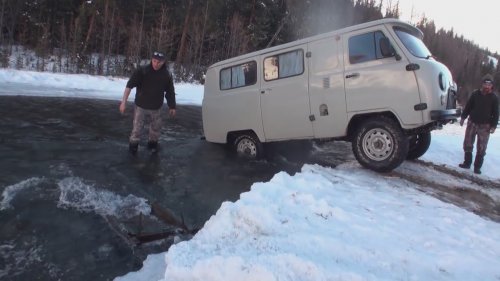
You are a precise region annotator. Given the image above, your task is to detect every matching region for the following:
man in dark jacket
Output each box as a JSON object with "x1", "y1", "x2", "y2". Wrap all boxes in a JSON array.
[
  {"x1": 458, "y1": 74, "x2": 499, "y2": 174},
  {"x1": 119, "y1": 51, "x2": 176, "y2": 155}
]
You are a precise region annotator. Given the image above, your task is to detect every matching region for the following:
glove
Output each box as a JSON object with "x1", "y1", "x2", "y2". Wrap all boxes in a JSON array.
[{"x1": 459, "y1": 118, "x2": 464, "y2": 126}]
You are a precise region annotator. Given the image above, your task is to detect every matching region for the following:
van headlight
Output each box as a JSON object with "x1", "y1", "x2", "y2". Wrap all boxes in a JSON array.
[{"x1": 438, "y1": 72, "x2": 446, "y2": 91}]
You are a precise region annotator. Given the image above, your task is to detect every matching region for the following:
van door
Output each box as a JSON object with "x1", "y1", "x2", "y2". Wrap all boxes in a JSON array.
[
  {"x1": 260, "y1": 46, "x2": 314, "y2": 141},
  {"x1": 343, "y1": 26, "x2": 423, "y2": 125},
  {"x1": 308, "y1": 36, "x2": 348, "y2": 138}
]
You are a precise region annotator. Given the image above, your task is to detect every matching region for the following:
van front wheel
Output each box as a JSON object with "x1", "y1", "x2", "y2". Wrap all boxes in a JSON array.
[
  {"x1": 352, "y1": 117, "x2": 409, "y2": 172},
  {"x1": 234, "y1": 133, "x2": 263, "y2": 159}
]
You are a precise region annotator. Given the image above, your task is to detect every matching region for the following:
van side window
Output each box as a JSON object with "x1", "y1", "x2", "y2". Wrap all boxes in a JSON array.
[
  {"x1": 348, "y1": 31, "x2": 393, "y2": 64},
  {"x1": 220, "y1": 61, "x2": 257, "y2": 90},
  {"x1": 264, "y1": 49, "x2": 304, "y2": 81}
]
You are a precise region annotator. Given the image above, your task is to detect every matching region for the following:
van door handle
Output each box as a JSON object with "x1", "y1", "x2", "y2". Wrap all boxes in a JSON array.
[
  {"x1": 260, "y1": 88, "x2": 272, "y2": 94},
  {"x1": 345, "y1": 73, "x2": 360, "y2": 79}
]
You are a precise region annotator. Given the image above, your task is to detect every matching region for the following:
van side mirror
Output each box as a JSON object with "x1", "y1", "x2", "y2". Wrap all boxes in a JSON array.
[{"x1": 379, "y1": 38, "x2": 401, "y2": 60}]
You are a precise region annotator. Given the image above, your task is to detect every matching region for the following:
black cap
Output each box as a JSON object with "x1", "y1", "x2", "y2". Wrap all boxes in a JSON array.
[
  {"x1": 152, "y1": 51, "x2": 166, "y2": 61},
  {"x1": 482, "y1": 74, "x2": 494, "y2": 83}
]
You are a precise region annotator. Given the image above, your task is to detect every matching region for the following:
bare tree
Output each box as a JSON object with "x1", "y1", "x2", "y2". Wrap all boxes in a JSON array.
[
  {"x1": 176, "y1": 0, "x2": 193, "y2": 65},
  {"x1": 106, "y1": 3, "x2": 117, "y2": 75},
  {"x1": 35, "y1": 23, "x2": 50, "y2": 72},
  {"x1": 147, "y1": 5, "x2": 175, "y2": 55},
  {"x1": 226, "y1": 11, "x2": 251, "y2": 58},
  {"x1": 96, "y1": 0, "x2": 110, "y2": 75},
  {"x1": 0, "y1": 0, "x2": 5, "y2": 45},
  {"x1": 197, "y1": 1, "x2": 209, "y2": 67}
]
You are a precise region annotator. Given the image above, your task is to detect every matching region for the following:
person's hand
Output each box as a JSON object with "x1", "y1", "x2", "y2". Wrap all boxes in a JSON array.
[
  {"x1": 459, "y1": 118, "x2": 464, "y2": 126},
  {"x1": 491, "y1": 127, "x2": 496, "y2": 134},
  {"x1": 119, "y1": 102, "x2": 126, "y2": 114},
  {"x1": 169, "y1": 108, "x2": 176, "y2": 118}
]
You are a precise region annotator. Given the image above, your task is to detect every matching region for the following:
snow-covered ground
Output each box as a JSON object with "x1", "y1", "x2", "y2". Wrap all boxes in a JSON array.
[
  {"x1": 1, "y1": 69, "x2": 499, "y2": 281},
  {"x1": 0, "y1": 68, "x2": 202, "y2": 105}
]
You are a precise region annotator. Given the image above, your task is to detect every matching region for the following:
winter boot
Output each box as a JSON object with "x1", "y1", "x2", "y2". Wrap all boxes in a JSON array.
[
  {"x1": 458, "y1": 152, "x2": 472, "y2": 169},
  {"x1": 129, "y1": 142, "x2": 139, "y2": 155},
  {"x1": 147, "y1": 141, "x2": 159, "y2": 153},
  {"x1": 473, "y1": 155, "x2": 484, "y2": 174}
]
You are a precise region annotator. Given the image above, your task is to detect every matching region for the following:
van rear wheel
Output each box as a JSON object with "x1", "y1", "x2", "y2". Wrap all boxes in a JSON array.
[
  {"x1": 233, "y1": 133, "x2": 263, "y2": 159},
  {"x1": 352, "y1": 117, "x2": 409, "y2": 172},
  {"x1": 406, "y1": 132, "x2": 431, "y2": 160}
]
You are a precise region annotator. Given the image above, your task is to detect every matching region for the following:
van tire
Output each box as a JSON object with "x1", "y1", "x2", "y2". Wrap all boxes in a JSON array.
[
  {"x1": 352, "y1": 117, "x2": 409, "y2": 172},
  {"x1": 406, "y1": 132, "x2": 431, "y2": 160},
  {"x1": 234, "y1": 133, "x2": 263, "y2": 159}
]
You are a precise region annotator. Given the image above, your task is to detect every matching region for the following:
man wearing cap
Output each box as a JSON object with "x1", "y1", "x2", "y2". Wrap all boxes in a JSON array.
[
  {"x1": 119, "y1": 51, "x2": 176, "y2": 155},
  {"x1": 458, "y1": 74, "x2": 499, "y2": 174}
]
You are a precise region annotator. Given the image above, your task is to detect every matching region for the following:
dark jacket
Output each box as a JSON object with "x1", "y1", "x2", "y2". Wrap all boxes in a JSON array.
[
  {"x1": 126, "y1": 63, "x2": 176, "y2": 110},
  {"x1": 461, "y1": 89, "x2": 499, "y2": 127}
]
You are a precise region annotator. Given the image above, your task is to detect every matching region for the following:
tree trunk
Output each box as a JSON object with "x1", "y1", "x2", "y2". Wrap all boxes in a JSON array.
[
  {"x1": 137, "y1": 0, "x2": 146, "y2": 65},
  {"x1": 82, "y1": 11, "x2": 95, "y2": 55},
  {"x1": 176, "y1": 0, "x2": 193, "y2": 64},
  {"x1": 106, "y1": 4, "x2": 116, "y2": 75},
  {"x1": 0, "y1": 0, "x2": 5, "y2": 45},
  {"x1": 197, "y1": 1, "x2": 209, "y2": 67},
  {"x1": 98, "y1": 0, "x2": 110, "y2": 75}
]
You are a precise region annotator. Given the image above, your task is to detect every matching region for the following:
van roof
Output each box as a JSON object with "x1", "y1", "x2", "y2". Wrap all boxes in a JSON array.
[{"x1": 209, "y1": 18, "x2": 422, "y2": 69}]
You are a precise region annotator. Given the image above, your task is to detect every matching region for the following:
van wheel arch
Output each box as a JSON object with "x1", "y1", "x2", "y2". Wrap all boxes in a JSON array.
[
  {"x1": 347, "y1": 112, "x2": 400, "y2": 141},
  {"x1": 351, "y1": 115, "x2": 409, "y2": 172}
]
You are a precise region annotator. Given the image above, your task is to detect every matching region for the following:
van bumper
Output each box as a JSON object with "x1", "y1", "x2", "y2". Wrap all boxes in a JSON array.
[{"x1": 430, "y1": 108, "x2": 461, "y2": 121}]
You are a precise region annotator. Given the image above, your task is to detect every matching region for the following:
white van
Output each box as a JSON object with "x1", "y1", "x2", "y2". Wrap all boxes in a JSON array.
[{"x1": 202, "y1": 18, "x2": 460, "y2": 172}]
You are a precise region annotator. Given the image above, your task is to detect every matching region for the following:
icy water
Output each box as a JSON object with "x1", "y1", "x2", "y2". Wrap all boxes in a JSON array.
[
  {"x1": 0, "y1": 96, "x2": 283, "y2": 280},
  {"x1": 0, "y1": 94, "x2": 352, "y2": 280}
]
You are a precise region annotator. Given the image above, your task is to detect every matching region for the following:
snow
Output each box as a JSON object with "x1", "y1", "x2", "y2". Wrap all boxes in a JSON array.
[
  {"x1": 0, "y1": 69, "x2": 499, "y2": 281},
  {"x1": 160, "y1": 165, "x2": 500, "y2": 281},
  {"x1": 0, "y1": 68, "x2": 203, "y2": 105},
  {"x1": 487, "y1": 55, "x2": 498, "y2": 69}
]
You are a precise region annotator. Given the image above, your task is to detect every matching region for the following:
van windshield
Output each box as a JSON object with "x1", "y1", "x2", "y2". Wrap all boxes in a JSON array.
[{"x1": 393, "y1": 27, "x2": 432, "y2": 59}]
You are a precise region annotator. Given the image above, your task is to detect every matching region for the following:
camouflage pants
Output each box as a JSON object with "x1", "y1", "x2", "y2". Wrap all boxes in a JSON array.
[
  {"x1": 129, "y1": 106, "x2": 162, "y2": 144},
  {"x1": 463, "y1": 121, "x2": 491, "y2": 157}
]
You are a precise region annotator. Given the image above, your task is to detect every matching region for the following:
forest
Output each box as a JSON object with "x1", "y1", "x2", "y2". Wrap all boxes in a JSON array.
[{"x1": 0, "y1": 0, "x2": 498, "y2": 103}]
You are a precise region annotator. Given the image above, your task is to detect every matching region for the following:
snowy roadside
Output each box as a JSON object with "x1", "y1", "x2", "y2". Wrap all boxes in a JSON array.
[{"x1": 0, "y1": 68, "x2": 203, "y2": 105}]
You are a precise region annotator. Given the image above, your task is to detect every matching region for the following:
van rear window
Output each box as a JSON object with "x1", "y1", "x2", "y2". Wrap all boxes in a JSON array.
[{"x1": 220, "y1": 61, "x2": 257, "y2": 90}]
